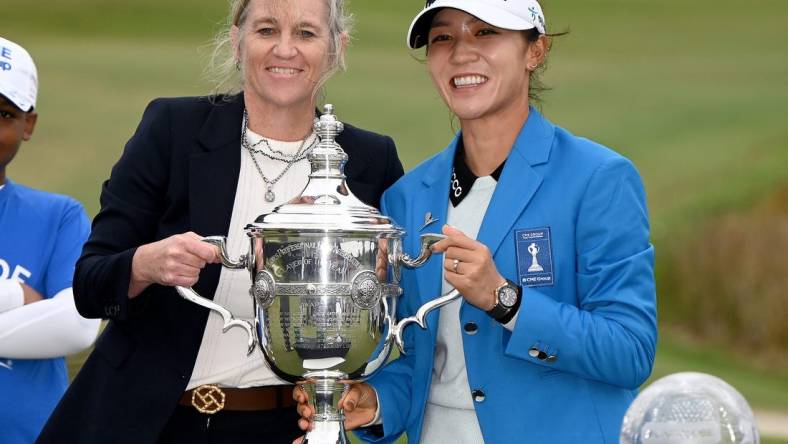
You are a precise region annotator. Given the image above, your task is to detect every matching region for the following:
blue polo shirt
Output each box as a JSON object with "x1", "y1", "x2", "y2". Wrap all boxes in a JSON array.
[{"x1": 0, "y1": 179, "x2": 90, "y2": 444}]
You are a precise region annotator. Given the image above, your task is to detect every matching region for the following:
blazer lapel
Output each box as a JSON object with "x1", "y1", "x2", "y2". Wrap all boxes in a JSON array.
[
  {"x1": 414, "y1": 138, "x2": 458, "y2": 306},
  {"x1": 190, "y1": 94, "x2": 244, "y2": 240},
  {"x1": 477, "y1": 107, "x2": 554, "y2": 256}
]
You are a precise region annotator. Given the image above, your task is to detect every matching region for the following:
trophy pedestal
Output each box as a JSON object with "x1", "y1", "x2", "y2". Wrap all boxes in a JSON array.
[
  {"x1": 303, "y1": 421, "x2": 350, "y2": 444},
  {"x1": 302, "y1": 375, "x2": 350, "y2": 444}
]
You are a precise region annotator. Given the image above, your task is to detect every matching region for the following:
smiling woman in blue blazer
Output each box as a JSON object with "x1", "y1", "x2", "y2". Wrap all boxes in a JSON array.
[{"x1": 294, "y1": 1, "x2": 657, "y2": 443}]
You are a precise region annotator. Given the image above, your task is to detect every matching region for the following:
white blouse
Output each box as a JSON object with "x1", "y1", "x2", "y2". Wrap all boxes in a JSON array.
[{"x1": 187, "y1": 128, "x2": 317, "y2": 390}]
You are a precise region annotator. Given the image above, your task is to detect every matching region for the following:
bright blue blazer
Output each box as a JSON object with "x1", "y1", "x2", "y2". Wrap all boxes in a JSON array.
[{"x1": 360, "y1": 108, "x2": 657, "y2": 443}]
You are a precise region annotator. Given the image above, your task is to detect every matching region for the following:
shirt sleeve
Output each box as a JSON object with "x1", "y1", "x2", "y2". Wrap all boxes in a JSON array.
[
  {"x1": 43, "y1": 200, "x2": 91, "y2": 298},
  {"x1": 502, "y1": 310, "x2": 519, "y2": 332},
  {"x1": 0, "y1": 287, "x2": 100, "y2": 359},
  {"x1": 0, "y1": 279, "x2": 24, "y2": 313}
]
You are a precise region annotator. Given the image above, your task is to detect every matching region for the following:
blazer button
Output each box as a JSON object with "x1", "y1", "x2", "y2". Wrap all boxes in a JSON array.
[
  {"x1": 529, "y1": 347, "x2": 540, "y2": 358},
  {"x1": 546, "y1": 355, "x2": 557, "y2": 363},
  {"x1": 472, "y1": 389, "x2": 486, "y2": 403},
  {"x1": 537, "y1": 351, "x2": 549, "y2": 361},
  {"x1": 463, "y1": 322, "x2": 478, "y2": 335}
]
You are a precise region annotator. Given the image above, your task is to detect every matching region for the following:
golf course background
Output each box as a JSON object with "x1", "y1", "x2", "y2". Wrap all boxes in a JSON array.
[{"x1": 2, "y1": 0, "x2": 786, "y2": 441}]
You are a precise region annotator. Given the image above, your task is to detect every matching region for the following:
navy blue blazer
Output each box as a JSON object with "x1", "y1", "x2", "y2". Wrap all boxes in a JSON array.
[
  {"x1": 36, "y1": 94, "x2": 404, "y2": 444},
  {"x1": 359, "y1": 107, "x2": 656, "y2": 443}
]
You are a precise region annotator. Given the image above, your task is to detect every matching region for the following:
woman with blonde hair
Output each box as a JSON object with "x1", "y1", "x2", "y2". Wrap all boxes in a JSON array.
[{"x1": 37, "y1": 1, "x2": 403, "y2": 443}]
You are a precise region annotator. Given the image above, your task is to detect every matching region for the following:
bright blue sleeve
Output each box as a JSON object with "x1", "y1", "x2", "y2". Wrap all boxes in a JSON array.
[
  {"x1": 355, "y1": 188, "x2": 415, "y2": 443},
  {"x1": 43, "y1": 200, "x2": 90, "y2": 298},
  {"x1": 505, "y1": 157, "x2": 657, "y2": 389}
]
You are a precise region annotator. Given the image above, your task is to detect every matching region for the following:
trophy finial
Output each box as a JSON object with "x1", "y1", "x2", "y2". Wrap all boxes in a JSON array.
[{"x1": 315, "y1": 103, "x2": 344, "y2": 141}]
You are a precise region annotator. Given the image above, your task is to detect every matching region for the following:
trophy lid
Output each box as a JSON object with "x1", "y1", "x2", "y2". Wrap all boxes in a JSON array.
[{"x1": 247, "y1": 105, "x2": 404, "y2": 237}]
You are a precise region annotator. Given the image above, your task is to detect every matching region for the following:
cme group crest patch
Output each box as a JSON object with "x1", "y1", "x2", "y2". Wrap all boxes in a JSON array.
[{"x1": 515, "y1": 227, "x2": 554, "y2": 287}]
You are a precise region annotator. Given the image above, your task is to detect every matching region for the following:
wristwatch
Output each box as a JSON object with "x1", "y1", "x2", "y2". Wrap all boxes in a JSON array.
[{"x1": 486, "y1": 279, "x2": 522, "y2": 323}]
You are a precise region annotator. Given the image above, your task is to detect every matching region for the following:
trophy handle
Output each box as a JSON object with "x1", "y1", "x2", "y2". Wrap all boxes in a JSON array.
[
  {"x1": 173, "y1": 236, "x2": 256, "y2": 355},
  {"x1": 203, "y1": 236, "x2": 247, "y2": 269},
  {"x1": 398, "y1": 233, "x2": 446, "y2": 269},
  {"x1": 175, "y1": 286, "x2": 257, "y2": 355},
  {"x1": 390, "y1": 289, "x2": 461, "y2": 354}
]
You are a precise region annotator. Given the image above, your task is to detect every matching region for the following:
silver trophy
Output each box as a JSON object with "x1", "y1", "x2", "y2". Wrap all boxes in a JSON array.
[{"x1": 176, "y1": 105, "x2": 461, "y2": 443}]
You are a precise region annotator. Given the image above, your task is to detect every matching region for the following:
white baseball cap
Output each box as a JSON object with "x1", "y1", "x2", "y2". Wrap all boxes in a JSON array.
[
  {"x1": 0, "y1": 37, "x2": 38, "y2": 112},
  {"x1": 407, "y1": 0, "x2": 547, "y2": 49}
]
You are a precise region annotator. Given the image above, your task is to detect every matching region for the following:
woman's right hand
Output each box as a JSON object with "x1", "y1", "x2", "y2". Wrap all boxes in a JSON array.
[
  {"x1": 292, "y1": 382, "x2": 379, "y2": 443},
  {"x1": 128, "y1": 232, "x2": 220, "y2": 298}
]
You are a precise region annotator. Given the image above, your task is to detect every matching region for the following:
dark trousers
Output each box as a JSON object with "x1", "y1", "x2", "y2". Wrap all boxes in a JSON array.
[{"x1": 156, "y1": 405, "x2": 302, "y2": 444}]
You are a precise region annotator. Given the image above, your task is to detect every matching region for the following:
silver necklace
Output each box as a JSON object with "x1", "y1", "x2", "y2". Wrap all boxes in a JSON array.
[
  {"x1": 242, "y1": 110, "x2": 315, "y2": 202},
  {"x1": 247, "y1": 138, "x2": 310, "y2": 163}
]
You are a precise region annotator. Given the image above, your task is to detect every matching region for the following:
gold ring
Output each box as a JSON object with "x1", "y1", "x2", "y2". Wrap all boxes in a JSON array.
[{"x1": 452, "y1": 259, "x2": 460, "y2": 273}]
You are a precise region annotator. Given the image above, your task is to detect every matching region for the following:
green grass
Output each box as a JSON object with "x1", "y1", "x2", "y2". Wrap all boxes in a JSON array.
[{"x1": 650, "y1": 334, "x2": 788, "y2": 412}]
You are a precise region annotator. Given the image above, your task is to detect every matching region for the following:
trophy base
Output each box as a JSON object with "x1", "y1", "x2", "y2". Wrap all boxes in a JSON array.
[{"x1": 303, "y1": 420, "x2": 350, "y2": 444}]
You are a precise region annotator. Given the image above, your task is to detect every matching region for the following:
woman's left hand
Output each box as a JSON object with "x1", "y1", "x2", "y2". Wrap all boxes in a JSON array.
[{"x1": 431, "y1": 225, "x2": 503, "y2": 311}]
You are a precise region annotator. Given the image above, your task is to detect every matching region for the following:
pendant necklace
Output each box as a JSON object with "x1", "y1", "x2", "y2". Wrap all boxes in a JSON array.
[{"x1": 241, "y1": 110, "x2": 315, "y2": 202}]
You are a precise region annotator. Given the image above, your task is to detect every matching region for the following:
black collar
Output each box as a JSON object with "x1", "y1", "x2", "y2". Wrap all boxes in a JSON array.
[{"x1": 449, "y1": 138, "x2": 504, "y2": 207}]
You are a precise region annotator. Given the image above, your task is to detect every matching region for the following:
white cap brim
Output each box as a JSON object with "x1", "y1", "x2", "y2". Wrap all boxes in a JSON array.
[
  {"x1": 0, "y1": 78, "x2": 33, "y2": 111},
  {"x1": 407, "y1": 0, "x2": 545, "y2": 49}
]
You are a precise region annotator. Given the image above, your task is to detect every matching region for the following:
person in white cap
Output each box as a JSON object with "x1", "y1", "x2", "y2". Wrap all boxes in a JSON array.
[
  {"x1": 295, "y1": 1, "x2": 657, "y2": 443},
  {"x1": 0, "y1": 36, "x2": 100, "y2": 444}
]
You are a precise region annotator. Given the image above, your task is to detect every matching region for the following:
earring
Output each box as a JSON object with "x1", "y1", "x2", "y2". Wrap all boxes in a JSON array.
[
  {"x1": 527, "y1": 63, "x2": 539, "y2": 71},
  {"x1": 235, "y1": 61, "x2": 242, "y2": 71}
]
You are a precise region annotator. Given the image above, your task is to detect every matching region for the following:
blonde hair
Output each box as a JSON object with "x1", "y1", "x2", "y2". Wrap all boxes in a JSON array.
[{"x1": 206, "y1": 0, "x2": 354, "y2": 99}]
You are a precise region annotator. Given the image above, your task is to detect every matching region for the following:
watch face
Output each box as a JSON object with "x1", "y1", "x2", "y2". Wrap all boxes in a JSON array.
[{"x1": 498, "y1": 286, "x2": 518, "y2": 308}]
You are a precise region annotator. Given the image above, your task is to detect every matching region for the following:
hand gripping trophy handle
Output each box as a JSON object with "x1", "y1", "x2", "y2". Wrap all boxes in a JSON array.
[
  {"x1": 398, "y1": 233, "x2": 445, "y2": 268},
  {"x1": 174, "y1": 236, "x2": 258, "y2": 355},
  {"x1": 390, "y1": 233, "x2": 463, "y2": 354}
]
